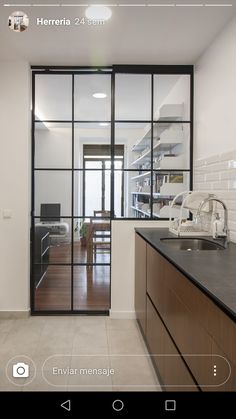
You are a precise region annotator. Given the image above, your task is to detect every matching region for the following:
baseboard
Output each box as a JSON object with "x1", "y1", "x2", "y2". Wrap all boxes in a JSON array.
[
  {"x1": 0, "y1": 310, "x2": 30, "y2": 319},
  {"x1": 109, "y1": 310, "x2": 136, "y2": 319}
]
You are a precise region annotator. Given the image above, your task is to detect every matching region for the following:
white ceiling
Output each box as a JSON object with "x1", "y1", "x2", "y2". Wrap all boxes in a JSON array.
[{"x1": 0, "y1": 0, "x2": 236, "y2": 65}]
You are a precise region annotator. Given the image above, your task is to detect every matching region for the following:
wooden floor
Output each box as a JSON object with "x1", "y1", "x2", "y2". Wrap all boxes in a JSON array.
[{"x1": 35, "y1": 241, "x2": 110, "y2": 311}]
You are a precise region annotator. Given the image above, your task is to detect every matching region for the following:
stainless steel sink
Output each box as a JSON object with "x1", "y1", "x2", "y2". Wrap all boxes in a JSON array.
[{"x1": 160, "y1": 238, "x2": 225, "y2": 251}]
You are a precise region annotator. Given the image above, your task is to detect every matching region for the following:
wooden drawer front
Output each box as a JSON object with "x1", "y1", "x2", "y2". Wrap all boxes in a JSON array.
[
  {"x1": 146, "y1": 296, "x2": 165, "y2": 382},
  {"x1": 147, "y1": 244, "x2": 165, "y2": 315},
  {"x1": 163, "y1": 285, "x2": 212, "y2": 389},
  {"x1": 164, "y1": 257, "x2": 210, "y2": 331},
  {"x1": 207, "y1": 302, "x2": 236, "y2": 366},
  {"x1": 163, "y1": 323, "x2": 198, "y2": 392},
  {"x1": 135, "y1": 235, "x2": 147, "y2": 334},
  {"x1": 164, "y1": 252, "x2": 236, "y2": 366},
  {"x1": 146, "y1": 296, "x2": 198, "y2": 391}
]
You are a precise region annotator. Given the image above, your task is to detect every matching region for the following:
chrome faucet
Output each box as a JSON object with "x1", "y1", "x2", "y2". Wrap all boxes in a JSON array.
[{"x1": 196, "y1": 197, "x2": 229, "y2": 245}]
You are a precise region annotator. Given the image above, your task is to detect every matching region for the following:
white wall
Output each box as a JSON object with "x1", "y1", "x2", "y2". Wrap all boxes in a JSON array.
[
  {"x1": 194, "y1": 15, "x2": 236, "y2": 160},
  {"x1": 194, "y1": 15, "x2": 236, "y2": 244},
  {"x1": 111, "y1": 220, "x2": 168, "y2": 319},
  {"x1": 0, "y1": 61, "x2": 30, "y2": 314}
]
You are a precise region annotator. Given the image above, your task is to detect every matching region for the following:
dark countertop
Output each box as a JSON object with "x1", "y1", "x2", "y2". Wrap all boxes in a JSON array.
[{"x1": 135, "y1": 228, "x2": 236, "y2": 322}]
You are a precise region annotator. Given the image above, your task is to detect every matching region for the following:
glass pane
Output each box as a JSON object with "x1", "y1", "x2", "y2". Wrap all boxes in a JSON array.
[
  {"x1": 34, "y1": 171, "x2": 72, "y2": 216},
  {"x1": 115, "y1": 170, "x2": 151, "y2": 219},
  {"x1": 115, "y1": 74, "x2": 151, "y2": 120},
  {"x1": 85, "y1": 170, "x2": 102, "y2": 216},
  {"x1": 35, "y1": 122, "x2": 72, "y2": 169},
  {"x1": 74, "y1": 123, "x2": 111, "y2": 169},
  {"x1": 152, "y1": 171, "x2": 190, "y2": 218},
  {"x1": 153, "y1": 122, "x2": 190, "y2": 170},
  {"x1": 74, "y1": 218, "x2": 111, "y2": 264},
  {"x1": 154, "y1": 75, "x2": 190, "y2": 121},
  {"x1": 114, "y1": 162, "x2": 123, "y2": 217},
  {"x1": 73, "y1": 265, "x2": 110, "y2": 311},
  {"x1": 35, "y1": 74, "x2": 72, "y2": 121},
  {"x1": 115, "y1": 123, "x2": 151, "y2": 169},
  {"x1": 85, "y1": 161, "x2": 102, "y2": 169},
  {"x1": 33, "y1": 218, "x2": 72, "y2": 264},
  {"x1": 34, "y1": 265, "x2": 71, "y2": 311},
  {"x1": 105, "y1": 161, "x2": 111, "y2": 211},
  {"x1": 74, "y1": 74, "x2": 111, "y2": 121}
]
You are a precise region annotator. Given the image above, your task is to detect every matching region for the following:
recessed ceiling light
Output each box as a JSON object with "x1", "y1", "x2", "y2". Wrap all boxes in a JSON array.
[
  {"x1": 99, "y1": 122, "x2": 109, "y2": 127},
  {"x1": 85, "y1": 5, "x2": 112, "y2": 21},
  {"x1": 93, "y1": 93, "x2": 107, "y2": 99}
]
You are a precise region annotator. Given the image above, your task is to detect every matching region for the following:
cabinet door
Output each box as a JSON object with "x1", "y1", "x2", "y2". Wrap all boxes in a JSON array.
[
  {"x1": 147, "y1": 244, "x2": 166, "y2": 316},
  {"x1": 146, "y1": 295, "x2": 198, "y2": 391},
  {"x1": 146, "y1": 296, "x2": 165, "y2": 384},
  {"x1": 135, "y1": 234, "x2": 147, "y2": 334},
  {"x1": 164, "y1": 261, "x2": 212, "y2": 389}
]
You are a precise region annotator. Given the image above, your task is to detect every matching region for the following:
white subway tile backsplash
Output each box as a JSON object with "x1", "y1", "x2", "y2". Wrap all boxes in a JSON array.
[
  {"x1": 225, "y1": 201, "x2": 236, "y2": 211},
  {"x1": 204, "y1": 154, "x2": 220, "y2": 165},
  {"x1": 194, "y1": 174, "x2": 205, "y2": 182},
  {"x1": 194, "y1": 158, "x2": 206, "y2": 167},
  {"x1": 220, "y1": 150, "x2": 236, "y2": 162},
  {"x1": 205, "y1": 172, "x2": 220, "y2": 182},
  {"x1": 228, "y1": 211, "x2": 236, "y2": 221},
  {"x1": 228, "y1": 180, "x2": 236, "y2": 190},
  {"x1": 212, "y1": 181, "x2": 228, "y2": 190},
  {"x1": 228, "y1": 221, "x2": 236, "y2": 231},
  {"x1": 206, "y1": 161, "x2": 229, "y2": 172},
  {"x1": 194, "y1": 149, "x2": 236, "y2": 243},
  {"x1": 221, "y1": 169, "x2": 236, "y2": 180},
  {"x1": 195, "y1": 182, "x2": 212, "y2": 191},
  {"x1": 217, "y1": 191, "x2": 236, "y2": 201}
]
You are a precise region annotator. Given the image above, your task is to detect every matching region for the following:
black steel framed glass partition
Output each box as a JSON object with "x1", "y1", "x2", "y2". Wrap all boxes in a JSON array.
[{"x1": 31, "y1": 65, "x2": 193, "y2": 314}]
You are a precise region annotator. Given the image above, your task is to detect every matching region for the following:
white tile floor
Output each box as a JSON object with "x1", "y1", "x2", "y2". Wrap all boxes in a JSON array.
[{"x1": 0, "y1": 316, "x2": 161, "y2": 392}]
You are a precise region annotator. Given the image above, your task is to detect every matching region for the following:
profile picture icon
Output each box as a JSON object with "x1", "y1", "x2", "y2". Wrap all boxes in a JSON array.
[{"x1": 8, "y1": 11, "x2": 29, "y2": 33}]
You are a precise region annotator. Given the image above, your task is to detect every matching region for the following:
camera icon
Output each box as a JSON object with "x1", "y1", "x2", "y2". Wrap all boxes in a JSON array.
[{"x1": 12, "y1": 362, "x2": 29, "y2": 378}]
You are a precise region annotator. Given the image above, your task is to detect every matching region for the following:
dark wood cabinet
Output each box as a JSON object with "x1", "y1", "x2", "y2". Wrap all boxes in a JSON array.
[
  {"x1": 135, "y1": 234, "x2": 147, "y2": 335},
  {"x1": 135, "y1": 232, "x2": 236, "y2": 392},
  {"x1": 146, "y1": 296, "x2": 197, "y2": 391}
]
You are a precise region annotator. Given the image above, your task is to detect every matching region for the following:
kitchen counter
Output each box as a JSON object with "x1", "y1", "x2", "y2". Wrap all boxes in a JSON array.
[{"x1": 135, "y1": 228, "x2": 236, "y2": 322}]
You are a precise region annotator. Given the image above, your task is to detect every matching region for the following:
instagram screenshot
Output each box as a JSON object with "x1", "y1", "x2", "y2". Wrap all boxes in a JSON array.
[{"x1": 0, "y1": 0, "x2": 236, "y2": 416}]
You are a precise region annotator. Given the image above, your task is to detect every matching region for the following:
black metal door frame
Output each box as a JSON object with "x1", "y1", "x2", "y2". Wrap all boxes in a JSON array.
[{"x1": 31, "y1": 64, "x2": 193, "y2": 315}]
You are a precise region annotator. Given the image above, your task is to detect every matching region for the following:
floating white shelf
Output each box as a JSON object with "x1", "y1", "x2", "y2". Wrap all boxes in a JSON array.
[
  {"x1": 132, "y1": 191, "x2": 175, "y2": 199},
  {"x1": 131, "y1": 140, "x2": 181, "y2": 167},
  {"x1": 131, "y1": 171, "x2": 151, "y2": 181},
  {"x1": 131, "y1": 206, "x2": 150, "y2": 217},
  {"x1": 154, "y1": 155, "x2": 185, "y2": 170},
  {"x1": 158, "y1": 103, "x2": 184, "y2": 121}
]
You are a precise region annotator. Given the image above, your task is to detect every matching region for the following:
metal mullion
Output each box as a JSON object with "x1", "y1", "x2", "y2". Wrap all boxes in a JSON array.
[
  {"x1": 102, "y1": 161, "x2": 105, "y2": 211},
  {"x1": 190, "y1": 70, "x2": 194, "y2": 192},
  {"x1": 32, "y1": 310, "x2": 109, "y2": 316},
  {"x1": 115, "y1": 120, "x2": 152, "y2": 124},
  {"x1": 34, "y1": 120, "x2": 112, "y2": 124},
  {"x1": 150, "y1": 74, "x2": 154, "y2": 219},
  {"x1": 153, "y1": 120, "x2": 191, "y2": 124},
  {"x1": 31, "y1": 72, "x2": 36, "y2": 313},
  {"x1": 71, "y1": 74, "x2": 75, "y2": 312},
  {"x1": 34, "y1": 168, "x2": 72, "y2": 171},
  {"x1": 113, "y1": 64, "x2": 193, "y2": 75},
  {"x1": 34, "y1": 263, "x2": 111, "y2": 267},
  {"x1": 111, "y1": 71, "x2": 115, "y2": 219}
]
